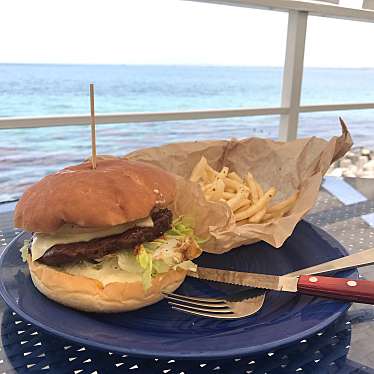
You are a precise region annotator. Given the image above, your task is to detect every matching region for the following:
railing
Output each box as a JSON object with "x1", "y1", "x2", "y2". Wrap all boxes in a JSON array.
[{"x1": 1, "y1": 0, "x2": 374, "y2": 141}]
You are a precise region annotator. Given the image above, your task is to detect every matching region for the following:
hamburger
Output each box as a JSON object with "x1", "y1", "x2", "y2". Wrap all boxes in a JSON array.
[{"x1": 14, "y1": 157, "x2": 202, "y2": 312}]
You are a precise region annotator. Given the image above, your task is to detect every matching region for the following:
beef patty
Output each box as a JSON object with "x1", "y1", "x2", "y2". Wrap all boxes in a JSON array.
[{"x1": 37, "y1": 208, "x2": 172, "y2": 266}]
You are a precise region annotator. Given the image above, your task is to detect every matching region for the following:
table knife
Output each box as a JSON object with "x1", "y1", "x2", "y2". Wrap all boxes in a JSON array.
[{"x1": 190, "y1": 267, "x2": 374, "y2": 304}]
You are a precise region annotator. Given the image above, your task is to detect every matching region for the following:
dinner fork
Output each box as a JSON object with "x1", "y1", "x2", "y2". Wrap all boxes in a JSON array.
[
  {"x1": 164, "y1": 247, "x2": 374, "y2": 319},
  {"x1": 163, "y1": 291, "x2": 265, "y2": 319}
]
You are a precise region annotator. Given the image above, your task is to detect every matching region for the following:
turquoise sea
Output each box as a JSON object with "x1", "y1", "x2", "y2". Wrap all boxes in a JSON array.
[{"x1": 1, "y1": 64, "x2": 374, "y2": 202}]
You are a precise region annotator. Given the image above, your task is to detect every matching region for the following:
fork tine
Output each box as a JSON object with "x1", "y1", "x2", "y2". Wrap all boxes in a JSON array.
[
  {"x1": 171, "y1": 306, "x2": 243, "y2": 319},
  {"x1": 164, "y1": 294, "x2": 228, "y2": 308},
  {"x1": 168, "y1": 301, "x2": 232, "y2": 313},
  {"x1": 163, "y1": 292, "x2": 225, "y2": 303}
]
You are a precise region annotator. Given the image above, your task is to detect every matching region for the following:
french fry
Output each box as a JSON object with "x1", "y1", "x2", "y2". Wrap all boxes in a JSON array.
[
  {"x1": 205, "y1": 164, "x2": 218, "y2": 182},
  {"x1": 251, "y1": 182, "x2": 267, "y2": 221},
  {"x1": 190, "y1": 156, "x2": 296, "y2": 225},
  {"x1": 223, "y1": 177, "x2": 243, "y2": 191},
  {"x1": 263, "y1": 213, "x2": 272, "y2": 221},
  {"x1": 273, "y1": 206, "x2": 293, "y2": 219},
  {"x1": 245, "y1": 173, "x2": 258, "y2": 202},
  {"x1": 205, "y1": 179, "x2": 225, "y2": 201},
  {"x1": 248, "y1": 208, "x2": 267, "y2": 223},
  {"x1": 223, "y1": 191, "x2": 236, "y2": 199},
  {"x1": 217, "y1": 166, "x2": 229, "y2": 179},
  {"x1": 227, "y1": 187, "x2": 249, "y2": 211},
  {"x1": 234, "y1": 198, "x2": 251, "y2": 211},
  {"x1": 263, "y1": 209, "x2": 285, "y2": 222},
  {"x1": 235, "y1": 201, "x2": 252, "y2": 214},
  {"x1": 201, "y1": 170, "x2": 211, "y2": 184},
  {"x1": 267, "y1": 192, "x2": 298, "y2": 214},
  {"x1": 255, "y1": 181, "x2": 264, "y2": 198},
  {"x1": 228, "y1": 171, "x2": 243, "y2": 183},
  {"x1": 234, "y1": 187, "x2": 277, "y2": 221},
  {"x1": 190, "y1": 156, "x2": 208, "y2": 182},
  {"x1": 262, "y1": 216, "x2": 276, "y2": 224},
  {"x1": 246, "y1": 171, "x2": 254, "y2": 179},
  {"x1": 202, "y1": 183, "x2": 212, "y2": 192}
]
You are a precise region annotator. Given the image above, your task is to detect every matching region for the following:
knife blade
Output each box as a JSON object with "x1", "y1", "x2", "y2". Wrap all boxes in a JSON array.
[
  {"x1": 190, "y1": 267, "x2": 299, "y2": 292},
  {"x1": 189, "y1": 267, "x2": 374, "y2": 304},
  {"x1": 189, "y1": 247, "x2": 374, "y2": 284}
]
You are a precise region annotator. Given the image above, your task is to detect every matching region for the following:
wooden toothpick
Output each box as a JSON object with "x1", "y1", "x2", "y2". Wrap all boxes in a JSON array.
[{"x1": 89, "y1": 83, "x2": 97, "y2": 169}]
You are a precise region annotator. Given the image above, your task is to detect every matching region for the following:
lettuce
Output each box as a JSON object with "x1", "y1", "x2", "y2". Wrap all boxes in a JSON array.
[
  {"x1": 164, "y1": 216, "x2": 194, "y2": 239},
  {"x1": 29, "y1": 216, "x2": 202, "y2": 291},
  {"x1": 152, "y1": 259, "x2": 170, "y2": 275},
  {"x1": 116, "y1": 251, "x2": 143, "y2": 273},
  {"x1": 165, "y1": 216, "x2": 207, "y2": 245},
  {"x1": 137, "y1": 216, "x2": 205, "y2": 288},
  {"x1": 136, "y1": 245, "x2": 153, "y2": 289},
  {"x1": 129, "y1": 216, "x2": 202, "y2": 289},
  {"x1": 142, "y1": 241, "x2": 160, "y2": 251},
  {"x1": 20, "y1": 240, "x2": 30, "y2": 263}
]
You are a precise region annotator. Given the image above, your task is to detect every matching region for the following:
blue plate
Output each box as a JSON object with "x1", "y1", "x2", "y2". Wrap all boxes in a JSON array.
[{"x1": 0, "y1": 221, "x2": 357, "y2": 359}]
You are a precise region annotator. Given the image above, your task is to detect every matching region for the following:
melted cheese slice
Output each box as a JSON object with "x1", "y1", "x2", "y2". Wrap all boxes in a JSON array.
[
  {"x1": 31, "y1": 216, "x2": 154, "y2": 262},
  {"x1": 63, "y1": 261, "x2": 143, "y2": 286},
  {"x1": 61, "y1": 241, "x2": 197, "y2": 287},
  {"x1": 63, "y1": 260, "x2": 196, "y2": 287}
]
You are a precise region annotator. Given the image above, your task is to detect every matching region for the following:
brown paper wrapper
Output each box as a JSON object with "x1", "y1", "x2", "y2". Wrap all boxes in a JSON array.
[{"x1": 126, "y1": 119, "x2": 352, "y2": 253}]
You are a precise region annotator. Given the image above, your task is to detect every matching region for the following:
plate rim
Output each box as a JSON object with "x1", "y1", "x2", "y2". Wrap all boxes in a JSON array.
[{"x1": 0, "y1": 225, "x2": 355, "y2": 359}]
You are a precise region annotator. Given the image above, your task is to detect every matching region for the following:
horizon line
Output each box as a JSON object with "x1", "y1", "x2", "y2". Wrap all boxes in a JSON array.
[{"x1": 1, "y1": 62, "x2": 374, "y2": 69}]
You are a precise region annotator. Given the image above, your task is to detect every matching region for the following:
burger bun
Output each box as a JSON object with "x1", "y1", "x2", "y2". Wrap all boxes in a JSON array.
[
  {"x1": 14, "y1": 158, "x2": 176, "y2": 233},
  {"x1": 28, "y1": 255, "x2": 186, "y2": 313}
]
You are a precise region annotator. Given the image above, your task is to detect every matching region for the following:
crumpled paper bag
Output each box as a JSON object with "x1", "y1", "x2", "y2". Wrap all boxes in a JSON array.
[{"x1": 126, "y1": 118, "x2": 352, "y2": 253}]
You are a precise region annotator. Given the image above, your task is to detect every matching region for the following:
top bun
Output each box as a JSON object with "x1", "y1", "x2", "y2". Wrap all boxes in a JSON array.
[{"x1": 14, "y1": 158, "x2": 176, "y2": 233}]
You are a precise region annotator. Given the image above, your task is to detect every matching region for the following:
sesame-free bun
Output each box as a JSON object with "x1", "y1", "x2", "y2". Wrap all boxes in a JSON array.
[
  {"x1": 14, "y1": 158, "x2": 176, "y2": 233},
  {"x1": 28, "y1": 255, "x2": 186, "y2": 313}
]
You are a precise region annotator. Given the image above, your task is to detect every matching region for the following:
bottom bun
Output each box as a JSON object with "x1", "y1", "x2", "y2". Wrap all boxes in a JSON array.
[{"x1": 28, "y1": 255, "x2": 186, "y2": 313}]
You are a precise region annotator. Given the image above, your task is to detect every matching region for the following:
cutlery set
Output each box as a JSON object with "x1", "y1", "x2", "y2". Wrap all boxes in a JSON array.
[{"x1": 164, "y1": 247, "x2": 374, "y2": 319}]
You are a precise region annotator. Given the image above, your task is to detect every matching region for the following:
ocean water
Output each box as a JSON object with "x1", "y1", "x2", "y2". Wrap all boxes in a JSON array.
[{"x1": 1, "y1": 64, "x2": 374, "y2": 202}]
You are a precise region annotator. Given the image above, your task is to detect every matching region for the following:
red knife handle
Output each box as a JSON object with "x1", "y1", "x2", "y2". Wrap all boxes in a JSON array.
[{"x1": 297, "y1": 275, "x2": 374, "y2": 304}]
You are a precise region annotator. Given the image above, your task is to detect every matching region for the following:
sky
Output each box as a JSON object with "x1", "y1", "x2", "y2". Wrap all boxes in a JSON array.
[{"x1": 1, "y1": 0, "x2": 374, "y2": 67}]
